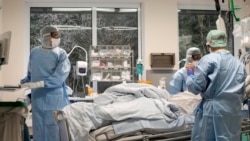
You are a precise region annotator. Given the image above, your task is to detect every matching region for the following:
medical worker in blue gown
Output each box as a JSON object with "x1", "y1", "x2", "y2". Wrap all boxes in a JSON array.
[
  {"x1": 20, "y1": 25, "x2": 71, "y2": 141},
  {"x1": 186, "y1": 29, "x2": 247, "y2": 141},
  {"x1": 168, "y1": 47, "x2": 201, "y2": 94}
]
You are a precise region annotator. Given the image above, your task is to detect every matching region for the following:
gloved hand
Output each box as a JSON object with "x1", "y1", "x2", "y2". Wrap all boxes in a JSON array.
[
  {"x1": 187, "y1": 68, "x2": 194, "y2": 76},
  {"x1": 21, "y1": 81, "x2": 44, "y2": 89},
  {"x1": 186, "y1": 63, "x2": 195, "y2": 76}
]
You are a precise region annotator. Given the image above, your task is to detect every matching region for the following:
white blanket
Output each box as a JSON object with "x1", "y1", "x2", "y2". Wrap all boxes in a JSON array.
[
  {"x1": 244, "y1": 75, "x2": 250, "y2": 100},
  {"x1": 62, "y1": 83, "x2": 198, "y2": 141}
]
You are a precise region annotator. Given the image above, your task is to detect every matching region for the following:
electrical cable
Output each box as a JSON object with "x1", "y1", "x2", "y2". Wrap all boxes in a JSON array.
[
  {"x1": 214, "y1": 0, "x2": 221, "y2": 11},
  {"x1": 81, "y1": 76, "x2": 86, "y2": 97},
  {"x1": 75, "y1": 77, "x2": 79, "y2": 96},
  {"x1": 67, "y1": 46, "x2": 88, "y2": 97}
]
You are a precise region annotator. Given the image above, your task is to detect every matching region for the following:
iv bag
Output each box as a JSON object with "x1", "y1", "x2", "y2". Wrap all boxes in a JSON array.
[{"x1": 216, "y1": 15, "x2": 226, "y2": 33}]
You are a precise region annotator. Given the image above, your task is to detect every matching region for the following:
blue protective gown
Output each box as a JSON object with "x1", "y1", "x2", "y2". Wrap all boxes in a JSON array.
[
  {"x1": 186, "y1": 50, "x2": 247, "y2": 141},
  {"x1": 21, "y1": 46, "x2": 71, "y2": 141},
  {"x1": 168, "y1": 67, "x2": 187, "y2": 94}
]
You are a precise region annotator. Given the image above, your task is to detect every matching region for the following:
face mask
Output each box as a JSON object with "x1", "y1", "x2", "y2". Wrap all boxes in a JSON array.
[
  {"x1": 41, "y1": 37, "x2": 53, "y2": 49},
  {"x1": 209, "y1": 48, "x2": 213, "y2": 53},
  {"x1": 42, "y1": 40, "x2": 52, "y2": 49},
  {"x1": 192, "y1": 61, "x2": 199, "y2": 66},
  {"x1": 51, "y1": 38, "x2": 61, "y2": 48}
]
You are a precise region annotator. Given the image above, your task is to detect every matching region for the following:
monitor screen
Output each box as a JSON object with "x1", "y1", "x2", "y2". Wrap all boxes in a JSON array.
[{"x1": 0, "y1": 31, "x2": 11, "y2": 65}]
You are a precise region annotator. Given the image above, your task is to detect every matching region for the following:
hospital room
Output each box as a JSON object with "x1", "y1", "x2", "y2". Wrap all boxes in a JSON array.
[{"x1": 1, "y1": 0, "x2": 250, "y2": 141}]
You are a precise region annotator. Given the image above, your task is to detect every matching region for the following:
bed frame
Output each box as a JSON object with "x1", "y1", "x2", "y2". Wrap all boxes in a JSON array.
[
  {"x1": 54, "y1": 110, "x2": 250, "y2": 141},
  {"x1": 54, "y1": 110, "x2": 191, "y2": 141}
]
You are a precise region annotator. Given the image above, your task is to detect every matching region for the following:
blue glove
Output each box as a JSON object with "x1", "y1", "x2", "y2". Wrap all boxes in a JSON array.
[{"x1": 187, "y1": 68, "x2": 194, "y2": 76}]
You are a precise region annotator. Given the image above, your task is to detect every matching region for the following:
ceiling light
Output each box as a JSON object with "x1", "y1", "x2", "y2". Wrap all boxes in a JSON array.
[{"x1": 52, "y1": 8, "x2": 92, "y2": 12}]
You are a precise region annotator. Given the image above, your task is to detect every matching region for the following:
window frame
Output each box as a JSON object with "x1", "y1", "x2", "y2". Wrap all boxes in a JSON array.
[
  {"x1": 178, "y1": 9, "x2": 234, "y2": 68},
  {"x1": 25, "y1": 2, "x2": 143, "y2": 83},
  {"x1": 25, "y1": 2, "x2": 142, "y2": 60}
]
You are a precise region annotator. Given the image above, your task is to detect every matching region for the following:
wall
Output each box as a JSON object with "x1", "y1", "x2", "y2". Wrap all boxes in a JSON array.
[
  {"x1": 0, "y1": 0, "x2": 249, "y2": 100},
  {"x1": 0, "y1": 0, "x2": 26, "y2": 100},
  {"x1": 143, "y1": 0, "x2": 178, "y2": 70},
  {"x1": 142, "y1": 0, "x2": 178, "y2": 86},
  {"x1": 0, "y1": 0, "x2": 2, "y2": 34},
  {"x1": 0, "y1": 0, "x2": 2, "y2": 85}
]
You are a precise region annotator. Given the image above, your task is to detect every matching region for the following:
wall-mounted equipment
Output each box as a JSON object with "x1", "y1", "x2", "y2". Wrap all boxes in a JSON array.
[
  {"x1": 67, "y1": 45, "x2": 88, "y2": 76},
  {"x1": 76, "y1": 61, "x2": 87, "y2": 76},
  {"x1": 0, "y1": 31, "x2": 11, "y2": 66},
  {"x1": 150, "y1": 53, "x2": 175, "y2": 69}
]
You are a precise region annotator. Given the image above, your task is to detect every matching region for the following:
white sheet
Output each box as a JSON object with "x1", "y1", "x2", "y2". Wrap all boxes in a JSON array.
[
  {"x1": 62, "y1": 83, "x2": 199, "y2": 141},
  {"x1": 168, "y1": 91, "x2": 201, "y2": 114},
  {"x1": 63, "y1": 98, "x2": 180, "y2": 141},
  {"x1": 95, "y1": 97, "x2": 170, "y2": 121}
]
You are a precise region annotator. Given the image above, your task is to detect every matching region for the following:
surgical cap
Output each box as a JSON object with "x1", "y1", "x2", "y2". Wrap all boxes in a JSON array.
[
  {"x1": 206, "y1": 29, "x2": 227, "y2": 48},
  {"x1": 40, "y1": 25, "x2": 59, "y2": 38},
  {"x1": 186, "y1": 47, "x2": 201, "y2": 59}
]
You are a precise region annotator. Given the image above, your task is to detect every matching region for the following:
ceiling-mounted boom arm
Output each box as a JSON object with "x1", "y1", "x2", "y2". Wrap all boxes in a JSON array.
[
  {"x1": 229, "y1": 0, "x2": 240, "y2": 22},
  {"x1": 214, "y1": 0, "x2": 221, "y2": 11}
]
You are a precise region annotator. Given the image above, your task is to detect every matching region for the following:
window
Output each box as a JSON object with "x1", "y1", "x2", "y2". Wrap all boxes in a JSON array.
[
  {"x1": 178, "y1": 10, "x2": 234, "y2": 68},
  {"x1": 30, "y1": 6, "x2": 140, "y2": 96}
]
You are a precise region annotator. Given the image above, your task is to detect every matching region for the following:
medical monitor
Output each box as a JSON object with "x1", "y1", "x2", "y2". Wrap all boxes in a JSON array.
[{"x1": 0, "y1": 31, "x2": 11, "y2": 65}]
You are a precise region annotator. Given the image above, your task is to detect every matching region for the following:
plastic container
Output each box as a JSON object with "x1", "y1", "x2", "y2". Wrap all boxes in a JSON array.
[
  {"x1": 87, "y1": 87, "x2": 93, "y2": 95},
  {"x1": 138, "y1": 80, "x2": 152, "y2": 85},
  {"x1": 242, "y1": 133, "x2": 250, "y2": 141}
]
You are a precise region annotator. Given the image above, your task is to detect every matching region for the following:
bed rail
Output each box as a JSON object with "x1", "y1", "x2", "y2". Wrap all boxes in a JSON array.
[
  {"x1": 54, "y1": 110, "x2": 250, "y2": 141},
  {"x1": 53, "y1": 110, "x2": 71, "y2": 141}
]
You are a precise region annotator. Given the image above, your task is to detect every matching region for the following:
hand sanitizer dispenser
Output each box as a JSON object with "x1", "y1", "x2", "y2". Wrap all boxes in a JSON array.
[{"x1": 76, "y1": 61, "x2": 87, "y2": 76}]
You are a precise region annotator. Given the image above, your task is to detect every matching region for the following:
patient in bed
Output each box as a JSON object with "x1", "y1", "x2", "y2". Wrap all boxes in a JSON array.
[{"x1": 61, "y1": 83, "x2": 201, "y2": 141}]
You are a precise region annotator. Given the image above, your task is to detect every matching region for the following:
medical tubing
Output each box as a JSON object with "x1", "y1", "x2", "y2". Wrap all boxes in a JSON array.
[
  {"x1": 67, "y1": 46, "x2": 88, "y2": 63},
  {"x1": 229, "y1": 0, "x2": 240, "y2": 22},
  {"x1": 81, "y1": 76, "x2": 86, "y2": 97}
]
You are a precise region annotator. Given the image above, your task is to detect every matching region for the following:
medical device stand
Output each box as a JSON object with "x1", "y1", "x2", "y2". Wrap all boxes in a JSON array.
[{"x1": 67, "y1": 46, "x2": 88, "y2": 97}]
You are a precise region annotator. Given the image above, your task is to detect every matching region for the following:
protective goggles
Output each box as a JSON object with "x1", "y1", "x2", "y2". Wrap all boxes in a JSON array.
[{"x1": 43, "y1": 31, "x2": 60, "y2": 39}]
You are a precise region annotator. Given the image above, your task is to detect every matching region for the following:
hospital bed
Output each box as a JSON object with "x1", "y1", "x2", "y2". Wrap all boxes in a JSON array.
[
  {"x1": 54, "y1": 111, "x2": 250, "y2": 141},
  {"x1": 53, "y1": 83, "x2": 201, "y2": 141},
  {"x1": 54, "y1": 110, "x2": 192, "y2": 141},
  {"x1": 54, "y1": 83, "x2": 250, "y2": 141},
  {"x1": 53, "y1": 112, "x2": 250, "y2": 141}
]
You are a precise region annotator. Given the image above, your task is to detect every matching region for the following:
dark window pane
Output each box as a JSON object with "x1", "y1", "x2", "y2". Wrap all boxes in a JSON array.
[{"x1": 178, "y1": 10, "x2": 234, "y2": 68}]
